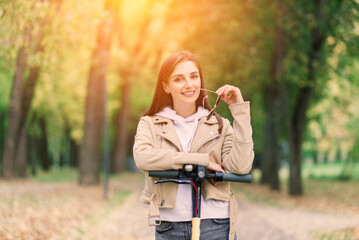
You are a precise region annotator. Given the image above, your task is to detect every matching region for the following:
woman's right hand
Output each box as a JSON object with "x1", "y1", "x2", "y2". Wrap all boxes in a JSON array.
[{"x1": 208, "y1": 161, "x2": 225, "y2": 173}]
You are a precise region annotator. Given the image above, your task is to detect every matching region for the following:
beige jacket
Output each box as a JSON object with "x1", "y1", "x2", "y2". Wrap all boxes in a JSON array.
[{"x1": 133, "y1": 102, "x2": 254, "y2": 240}]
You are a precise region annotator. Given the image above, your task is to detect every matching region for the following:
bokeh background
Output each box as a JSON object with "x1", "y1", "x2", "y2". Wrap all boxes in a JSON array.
[{"x1": 1, "y1": 0, "x2": 359, "y2": 239}]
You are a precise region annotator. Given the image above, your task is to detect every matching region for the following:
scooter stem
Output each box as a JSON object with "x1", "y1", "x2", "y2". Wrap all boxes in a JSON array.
[{"x1": 192, "y1": 217, "x2": 201, "y2": 240}]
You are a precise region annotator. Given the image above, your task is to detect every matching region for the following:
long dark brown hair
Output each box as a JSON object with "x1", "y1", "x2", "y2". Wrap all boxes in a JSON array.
[{"x1": 144, "y1": 51, "x2": 223, "y2": 133}]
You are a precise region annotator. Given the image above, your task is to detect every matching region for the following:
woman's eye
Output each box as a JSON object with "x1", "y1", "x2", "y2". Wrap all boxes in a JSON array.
[
  {"x1": 174, "y1": 77, "x2": 184, "y2": 82},
  {"x1": 191, "y1": 74, "x2": 199, "y2": 79}
]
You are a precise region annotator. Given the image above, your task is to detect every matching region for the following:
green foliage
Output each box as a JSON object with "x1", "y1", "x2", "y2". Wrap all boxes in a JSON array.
[
  {"x1": 33, "y1": 167, "x2": 77, "y2": 182},
  {"x1": 1, "y1": 0, "x2": 359, "y2": 179},
  {"x1": 162, "y1": 0, "x2": 276, "y2": 152},
  {"x1": 310, "y1": 227, "x2": 359, "y2": 240},
  {"x1": 303, "y1": 162, "x2": 359, "y2": 181},
  {"x1": 0, "y1": 58, "x2": 13, "y2": 111}
]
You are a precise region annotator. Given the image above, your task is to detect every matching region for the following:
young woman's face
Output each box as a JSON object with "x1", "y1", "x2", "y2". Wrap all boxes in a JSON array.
[{"x1": 163, "y1": 61, "x2": 201, "y2": 110}]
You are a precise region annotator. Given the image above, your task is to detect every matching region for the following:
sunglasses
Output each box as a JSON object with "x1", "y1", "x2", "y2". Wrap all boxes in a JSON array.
[{"x1": 200, "y1": 88, "x2": 221, "y2": 120}]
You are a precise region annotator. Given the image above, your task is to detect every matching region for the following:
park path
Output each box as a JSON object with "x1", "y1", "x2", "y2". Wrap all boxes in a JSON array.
[
  {"x1": 96, "y1": 183, "x2": 359, "y2": 240},
  {"x1": 236, "y1": 195, "x2": 359, "y2": 240},
  {"x1": 1, "y1": 177, "x2": 358, "y2": 240}
]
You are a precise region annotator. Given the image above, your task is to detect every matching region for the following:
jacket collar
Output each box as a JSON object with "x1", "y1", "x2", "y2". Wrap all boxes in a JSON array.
[
  {"x1": 153, "y1": 115, "x2": 182, "y2": 151},
  {"x1": 201, "y1": 115, "x2": 218, "y2": 125},
  {"x1": 152, "y1": 115, "x2": 220, "y2": 153},
  {"x1": 152, "y1": 115, "x2": 218, "y2": 125},
  {"x1": 190, "y1": 116, "x2": 221, "y2": 153},
  {"x1": 153, "y1": 116, "x2": 171, "y2": 124}
]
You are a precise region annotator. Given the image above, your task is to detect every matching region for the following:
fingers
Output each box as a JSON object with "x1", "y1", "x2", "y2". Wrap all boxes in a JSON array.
[
  {"x1": 216, "y1": 85, "x2": 238, "y2": 97},
  {"x1": 208, "y1": 161, "x2": 225, "y2": 173},
  {"x1": 215, "y1": 84, "x2": 244, "y2": 105}
]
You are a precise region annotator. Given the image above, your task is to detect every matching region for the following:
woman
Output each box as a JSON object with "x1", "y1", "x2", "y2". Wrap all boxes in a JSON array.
[{"x1": 133, "y1": 51, "x2": 254, "y2": 240}]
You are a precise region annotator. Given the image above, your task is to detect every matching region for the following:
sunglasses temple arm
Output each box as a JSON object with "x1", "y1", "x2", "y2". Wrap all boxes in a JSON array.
[{"x1": 207, "y1": 111, "x2": 214, "y2": 120}]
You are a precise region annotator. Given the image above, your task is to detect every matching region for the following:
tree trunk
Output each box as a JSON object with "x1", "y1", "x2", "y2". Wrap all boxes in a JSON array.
[
  {"x1": 0, "y1": 110, "x2": 4, "y2": 161},
  {"x1": 335, "y1": 148, "x2": 342, "y2": 162},
  {"x1": 39, "y1": 117, "x2": 51, "y2": 171},
  {"x1": 15, "y1": 126, "x2": 28, "y2": 177},
  {"x1": 313, "y1": 150, "x2": 318, "y2": 164},
  {"x1": 59, "y1": 125, "x2": 70, "y2": 168},
  {"x1": 70, "y1": 138, "x2": 79, "y2": 168},
  {"x1": 1, "y1": 46, "x2": 27, "y2": 178},
  {"x1": 1, "y1": 1, "x2": 56, "y2": 178},
  {"x1": 323, "y1": 151, "x2": 329, "y2": 163},
  {"x1": 111, "y1": 2, "x2": 152, "y2": 173},
  {"x1": 260, "y1": 86, "x2": 281, "y2": 190},
  {"x1": 260, "y1": 20, "x2": 285, "y2": 190},
  {"x1": 14, "y1": 64, "x2": 42, "y2": 176},
  {"x1": 288, "y1": 29, "x2": 326, "y2": 195},
  {"x1": 78, "y1": 2, "x2": 115, "y2": 185},
  {"x1": 112, "y1": 81, "x2": 131, "y2": 173},
  {"x1": 29, "y1": 134, "x2": 37, "y2": 176},
  {"x1": 284, "y1": 0, "x2": 334, "y2": 196}
]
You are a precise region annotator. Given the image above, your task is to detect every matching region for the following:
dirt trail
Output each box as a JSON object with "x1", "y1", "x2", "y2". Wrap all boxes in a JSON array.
[
  {"x1": 236, "y1": 195, "x2": 359, "y2": 240},
  {"x1": 1, "y1": 177, "x2": 358, "y2": 240},
  {"x1": 77, "y1": 191, "x2": 154, "y2": 240},
  {"x1": 94, "y1": 187, "x2": 359, "y2": 240}
]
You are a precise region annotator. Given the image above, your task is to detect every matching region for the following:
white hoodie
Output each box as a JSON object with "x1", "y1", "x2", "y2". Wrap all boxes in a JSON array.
[{"x1": 156, "y1": 106, "x2": 229, "y2": 221}]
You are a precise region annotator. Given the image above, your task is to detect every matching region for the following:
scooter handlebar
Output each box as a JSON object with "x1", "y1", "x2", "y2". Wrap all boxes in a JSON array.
[
  {"x1": 222, "y1": 173, "x2": 252, "y2": 183},
  {"x1": 149, "y1": 170, "x2": 252, "y2": 183},
  {"x1": 149, "y1": 170, "x2": 179, "y2": 178}
]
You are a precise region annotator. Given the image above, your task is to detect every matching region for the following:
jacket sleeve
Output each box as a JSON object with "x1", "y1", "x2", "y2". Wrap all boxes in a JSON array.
[
  {"x1": 221, "y1": 102, "x2": 254, "y2": 174},
  {"x1": 133, "y1": 117, "x2": 210, "y2": 172}
]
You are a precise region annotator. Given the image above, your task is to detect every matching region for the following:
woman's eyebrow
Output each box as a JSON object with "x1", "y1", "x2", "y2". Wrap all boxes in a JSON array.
[
  {"x1": 171, "y1": 73, "x2": 184, "y2": 78},
  {"x1": 171, "y1": 71, "x2": 199, "y2": 78}
]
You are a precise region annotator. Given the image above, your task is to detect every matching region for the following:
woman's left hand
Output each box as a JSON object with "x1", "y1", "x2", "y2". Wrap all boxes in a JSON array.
[{"x1": 216, "y1": 85, "x2": 244, "y2": 105}]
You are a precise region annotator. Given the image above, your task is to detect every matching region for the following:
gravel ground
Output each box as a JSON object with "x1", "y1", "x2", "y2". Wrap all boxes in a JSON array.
[
  {"x1": 103, "y1": 189, "x2": 359, "y2": 240},
  {"x1": 1, "y1": 177, "x2": 358, "y2": 240},
  {"x1": 236, "y1": 196, "x2": 359, "y2": 240}
]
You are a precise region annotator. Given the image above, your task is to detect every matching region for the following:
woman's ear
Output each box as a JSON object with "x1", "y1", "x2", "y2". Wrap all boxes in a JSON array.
[{"x1": 162, "y1": 82, "x2": 170, "y2": 94}]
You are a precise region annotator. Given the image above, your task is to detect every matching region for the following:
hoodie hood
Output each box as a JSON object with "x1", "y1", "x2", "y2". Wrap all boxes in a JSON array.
[
  {"x1": 156, "y1": 106, "x2": 209, "y2": 152},
  {"x1": 156, "y1": 106, "x2": 209, "y2": 122}
]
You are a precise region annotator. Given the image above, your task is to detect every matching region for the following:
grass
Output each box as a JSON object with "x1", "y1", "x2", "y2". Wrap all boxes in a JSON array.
[
  {"x1": 302, "y1": 162, "x2": 359, "y2": 181},
  {"x1": 310, "y1": 227, "x2": 359, "y2": 240},
  {"x1": 31, "y1": 167, "x2": 141, "y2": 183},
  {"x1": 32, "y1": 167, "x2": 78, "y2": 182}
]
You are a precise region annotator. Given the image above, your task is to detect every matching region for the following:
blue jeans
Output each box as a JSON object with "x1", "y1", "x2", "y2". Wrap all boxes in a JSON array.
[{"x1": 155, "y1": 218, "x2": 236, "y2": 240}]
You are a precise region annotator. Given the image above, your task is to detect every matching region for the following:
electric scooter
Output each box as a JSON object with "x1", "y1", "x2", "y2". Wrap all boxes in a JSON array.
[{"x1": 149, "y1": 164, "x2": 252, "y2": 240}]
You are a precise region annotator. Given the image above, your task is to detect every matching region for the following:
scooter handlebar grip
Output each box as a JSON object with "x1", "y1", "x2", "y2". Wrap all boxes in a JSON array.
[
  {"x1": 149, "y1": 170, "x2": 179, "y2": 178},
  {"x1": 222, "y1": 173, "x2": 252, "y2": 183}
]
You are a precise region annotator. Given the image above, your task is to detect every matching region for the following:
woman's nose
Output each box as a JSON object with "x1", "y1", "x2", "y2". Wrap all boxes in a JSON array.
[{"x1": 184, "y1": 77, "x2": 193, "y2": 87}]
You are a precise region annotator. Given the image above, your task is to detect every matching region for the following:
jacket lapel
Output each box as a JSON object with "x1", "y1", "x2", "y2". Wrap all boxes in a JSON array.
[
  {"x1": 153, "y1": 116, "x2": 182, "y2": 152},
  {"x1": 190, "y1": 116, "x2": 221, "y2": 153}
]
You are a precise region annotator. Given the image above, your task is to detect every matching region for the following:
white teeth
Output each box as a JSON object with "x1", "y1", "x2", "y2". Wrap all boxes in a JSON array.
[{"x1": 183, "y1": 91, "x2": 195, "y2": 95}]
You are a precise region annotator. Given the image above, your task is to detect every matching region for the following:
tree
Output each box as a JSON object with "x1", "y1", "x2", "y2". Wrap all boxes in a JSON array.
[
  {"x1": 281, "y1": 0, "x2": 358, "y2": 195},
  {"x1": 260, "y1": 4, "x2": 286, "y2": 190},
  {"x1": 1, "y1": 0, "x2": 61, "y2": 178},
  {"x1": 78, "y1": 0, "x2": 117, "y2": 185},
  {"x1": 112, "y1": 0, "x2": 156, "y2": 173},
  {"x1": 1, "y1": 45, "x2": 27, "y2": 178}
]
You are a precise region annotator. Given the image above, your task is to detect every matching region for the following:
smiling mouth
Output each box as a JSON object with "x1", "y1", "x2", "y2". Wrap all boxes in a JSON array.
[{"x1": 182, "y1": 91, "x2": 195, "y2": 95}]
